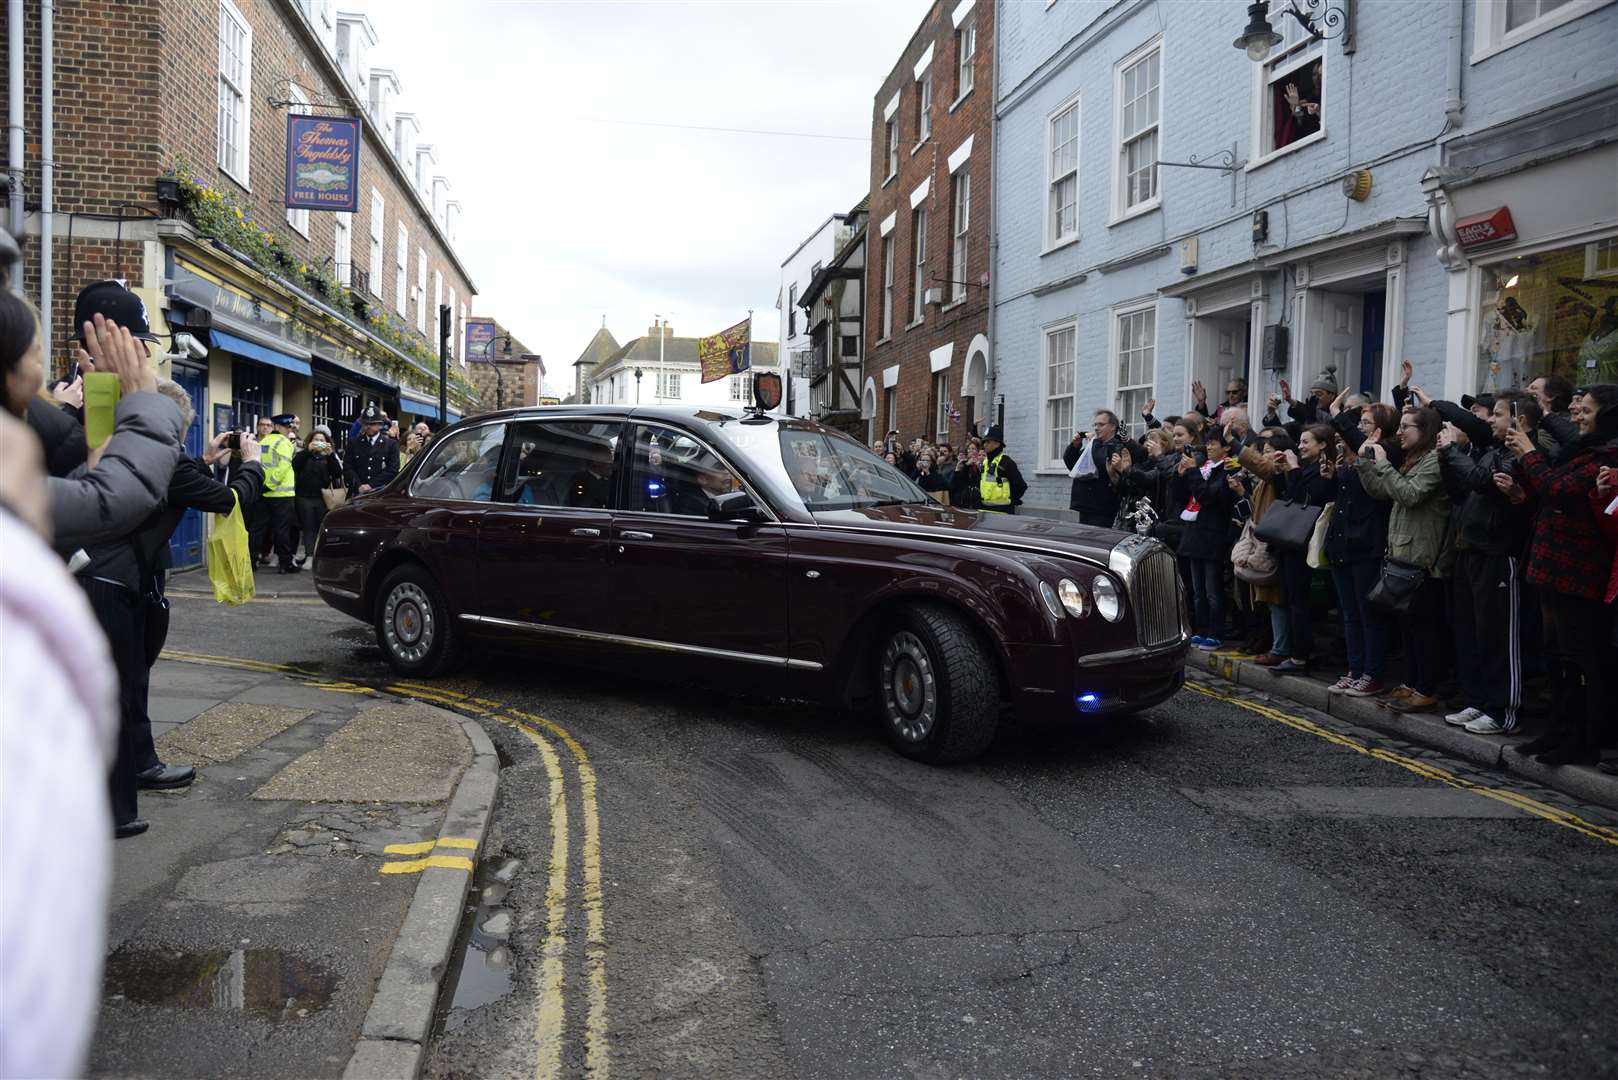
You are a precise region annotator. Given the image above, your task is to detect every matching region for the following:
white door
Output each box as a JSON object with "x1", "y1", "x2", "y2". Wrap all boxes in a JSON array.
[{"x1": 1312, "y1": 291, "x2": 1362, "y2": 398}]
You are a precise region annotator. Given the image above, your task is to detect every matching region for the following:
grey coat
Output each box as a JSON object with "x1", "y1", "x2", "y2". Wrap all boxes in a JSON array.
[{"x1": 48, "y1": 391, "x2": 184, "y2": 555}]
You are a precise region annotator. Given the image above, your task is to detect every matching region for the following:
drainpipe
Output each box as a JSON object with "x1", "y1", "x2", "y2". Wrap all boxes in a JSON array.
[
  {"x1": 39, "y1": 0, "x2": 53, "y2": 362},
  {"x1": 982, "y1": 0, "x2": 1000, "y2": 438},
  {"x1": 1443, "y1": 0, "x2": 1465, "y2": 130},
  {"x1": 7, "y1": 0, "x2": 24, "y2": 268}
]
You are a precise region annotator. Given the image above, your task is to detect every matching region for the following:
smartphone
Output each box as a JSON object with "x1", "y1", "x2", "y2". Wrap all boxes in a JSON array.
[
  {"x1": 83, "y1": 371, "x2": 121, "y2": 448},
  {"x1": 1509, "y1": 398, "x2": 1521, "y2": 419},
  {"x1": 69, "y1": 361, "x2": 82, "y2": 382}
]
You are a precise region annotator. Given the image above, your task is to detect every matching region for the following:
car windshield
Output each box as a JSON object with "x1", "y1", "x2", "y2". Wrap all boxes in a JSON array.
[{"x1": 779, "y1": 428, "x2": 930, "y2": 512}]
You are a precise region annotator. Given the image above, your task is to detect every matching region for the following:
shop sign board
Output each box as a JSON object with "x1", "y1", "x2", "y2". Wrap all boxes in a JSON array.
[
  {"x1": 1455, "y1": 207, "x2": 1517, "y2": 251},
  {"x1": 285, "y1": 115, "x2": 361, "y2": 212}
]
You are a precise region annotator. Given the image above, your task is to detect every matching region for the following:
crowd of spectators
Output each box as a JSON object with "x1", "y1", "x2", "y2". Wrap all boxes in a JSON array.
[
  {"x1": 871, "y1": 429, "x2": 991, "y2": 510},
  {"x1": 1064, "y1": 364, "x2": 1616, "y2": 771}
]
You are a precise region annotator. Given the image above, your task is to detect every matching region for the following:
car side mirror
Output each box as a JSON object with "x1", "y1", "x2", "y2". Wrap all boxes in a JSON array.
[{"x1": 707, "y1": 490, "x2": 765, "y2": 524}]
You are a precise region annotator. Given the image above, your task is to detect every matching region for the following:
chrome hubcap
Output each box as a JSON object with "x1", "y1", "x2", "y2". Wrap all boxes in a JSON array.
[
  {"x1": 880, "y1": 631, "x2": 937, "y2": 743},
  {"x1": 382, "y1": 582, "x2": 434, "y2": 664}
]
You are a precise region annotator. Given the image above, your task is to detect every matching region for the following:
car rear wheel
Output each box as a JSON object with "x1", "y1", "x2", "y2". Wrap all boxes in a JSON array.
[
  {"x1": 877, "y1": 604, "x2": 999, "y2": 764},
  {"x1": 375, "y1": 564, "x2": 462, "y2": 677}
]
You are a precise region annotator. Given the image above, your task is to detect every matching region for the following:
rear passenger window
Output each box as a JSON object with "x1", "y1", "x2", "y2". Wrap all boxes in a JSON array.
[
  {"x1": 497, "y1": 421, "x2": 622, "y2": 508},
  {"x1": 410, "y1": 423, "x2": 506, "y2": 501}
]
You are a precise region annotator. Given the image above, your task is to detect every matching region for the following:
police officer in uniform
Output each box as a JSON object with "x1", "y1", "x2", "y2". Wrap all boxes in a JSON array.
[
  {"x1": 345, "y1": 403, "x2": 400, "y2": 497},
  {"x1": 978, "y1": 424, "x2": 1027, "y2": 514},
  {"x1": 250, "y1": 413, "x2": 300, "y2": 573}
]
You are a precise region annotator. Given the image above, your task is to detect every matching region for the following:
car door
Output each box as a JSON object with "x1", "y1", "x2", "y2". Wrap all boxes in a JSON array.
[
  {"x1": 397, "y1": 419, "x2": 506, "y2": 606},
  {"x1": 474, "y1": 419, "x2": 623, "y2": 637},
  {"x1": 609, "y1": 423, "x2": 791, "y2": 673}
]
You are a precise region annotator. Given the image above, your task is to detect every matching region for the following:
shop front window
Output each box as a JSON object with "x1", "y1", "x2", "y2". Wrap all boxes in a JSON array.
[
  {"x1": 1474, "y1": 236, "x2": 1618, "y2": 393},
  {"x1": 231, "y1": 359, "x2": 273, "y2": 432}
]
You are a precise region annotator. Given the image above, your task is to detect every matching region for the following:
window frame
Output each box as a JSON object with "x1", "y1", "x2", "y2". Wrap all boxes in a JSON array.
[
  {"x1": 788, "y1": 283, "x2": 798, "y2": 338},
  {"x1": 621, "y1": 422, "x2": 763, "y2": 521},
  {"x1": 1042, "y1": 320, "x2": 1078, "y2": 470},
  {"x1": 932, "y1": 370, "x2": 950, "y2": 441},
  {"x1": 1111, "y1": 36, "x2": 1162, "y2": 224},
  {"x1": 880, "y1": 234, "x2": 895, "y2": 340},
  {"x1": 395, "y1": 222, "x2": 408, "y2": 314},
  {"x1": 1247, "y1": 19, "x2": 1326, "y2": 170},
  {"x1": 1471, "y1": 0, "x2": 1615, "y2": 63},
  {"x1": 285, "y1": 83, "x2": 312, "y2": 236},
  {"x1": 956, "y1": 18, "x2": 976, "y2": 101},
  {"x1": 433, "y1": 269, "x2": 444, "y2": 345},
  {"x1": 885, "y1": 119, "x2": 899, "y2": 181},
  {"x1": 416, "y1": 247, "x2": 428, "y2": 333},
  {"x1": 949, "y1": 170, "x2": 970, "y2": 303},
  {"x1": 884, "y1": 386, "x2": 898, "y2": 436},
  {"x1": 655, "y1": 370, "x2": 682, "y2": 400},
  {"x1": 1109, "y1": 299, "x2": 1158, "y2": 439},
  {"x1": 407, "y1": 419, "x2": 509, "y2": 504},
  {"x1": 216, "y1": 0, "x2": 253, "y2": 188},
  {"x1": 1044, "y1": 91, "x2": 1081, "y2": 253},
  {"x1": 493, "y1": 419, "x2": 625, "y2": 511},
  {"x1": 910, "y1": 206, "x2": 928, "y2": 325},
  {"x1": 368, "y1": 189, "x2": 385, "y2": 294},
  {"x1": 914, "y1": 66, "x2": 933, "y2": 150},
  {"x1": 334, "y1": 212, "x2": 352, "y2": 286}
]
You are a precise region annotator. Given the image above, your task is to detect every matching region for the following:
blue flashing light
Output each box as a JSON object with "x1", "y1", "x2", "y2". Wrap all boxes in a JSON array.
[{"x1": 1075, "y1": 691, "x2": 1104, "y2": 714}]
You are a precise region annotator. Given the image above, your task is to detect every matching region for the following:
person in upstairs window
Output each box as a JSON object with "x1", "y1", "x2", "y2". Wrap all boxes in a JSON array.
[{"x1": 1275, "y1": 58, "x2": 1322, "y2": 149}]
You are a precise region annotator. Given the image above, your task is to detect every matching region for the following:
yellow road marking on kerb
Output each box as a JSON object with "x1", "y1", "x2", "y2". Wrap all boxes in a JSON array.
[
  {"x1": 1186, "y1": 681, "x2": 1618, "y2": 849},
  {"x1": 383, "y1": 836, "x2": 479, "y2": 856},
  {"x1": 379, "y1": 854, "x2": 475, "y2": 874}
]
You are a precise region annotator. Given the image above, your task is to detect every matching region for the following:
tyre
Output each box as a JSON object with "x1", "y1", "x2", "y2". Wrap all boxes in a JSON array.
[
  {"x1": 374, "y1": 563, "x2": 462, "y2": 677},
  {"x1": 876, "y1": 604, "x2": 1000, "y2": 764}
]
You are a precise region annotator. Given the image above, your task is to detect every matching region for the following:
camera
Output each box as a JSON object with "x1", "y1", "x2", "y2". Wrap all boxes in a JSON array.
[
  {"x1": 226, "y1": 431, "x2": 241, "y2": 450},
  {"x1": 173, "y1": 331, "x2": 209, "y2": 360}
]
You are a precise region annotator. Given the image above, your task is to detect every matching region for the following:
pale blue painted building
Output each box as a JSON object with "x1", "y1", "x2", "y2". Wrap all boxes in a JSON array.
[{"x1": 988, "y1": 0, "x2": 1618, "y2": 511}]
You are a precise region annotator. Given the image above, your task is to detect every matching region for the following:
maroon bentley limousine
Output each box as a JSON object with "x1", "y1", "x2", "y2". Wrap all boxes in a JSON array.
[{"x1": 313, "y1": 405, "x2": 1188, "y2": 763}]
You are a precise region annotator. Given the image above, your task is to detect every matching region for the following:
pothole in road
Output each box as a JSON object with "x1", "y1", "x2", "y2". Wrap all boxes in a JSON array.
[
  {"x1": 103, "y1": 947, "x2": 337, "y2": 1018},
  {"x1": 437, "y1": 855, "x2": 518, "y2": 1032}
]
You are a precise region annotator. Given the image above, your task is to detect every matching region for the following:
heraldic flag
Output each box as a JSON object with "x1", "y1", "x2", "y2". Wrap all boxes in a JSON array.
[{"x1": 698, "y1": 317, "x2": 752, "y2": 384}]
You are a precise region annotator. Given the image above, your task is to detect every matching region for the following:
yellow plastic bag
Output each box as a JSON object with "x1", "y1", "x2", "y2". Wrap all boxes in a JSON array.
[{"x1": 207, "y1": 491, "x2": 257, "y2": 607}]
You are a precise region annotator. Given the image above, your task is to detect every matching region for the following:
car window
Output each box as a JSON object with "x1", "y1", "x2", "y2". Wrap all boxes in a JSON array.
[
  {"x1": 626, "y1": 426, "x2": 743, "y2": 516},
  {"x1": 410, "y1": 422, "x2": 506, "y2": 502},
  {"x1": 496, "y1": 420, "x2": 622, "y2": 508},
  {"x1": 779, "y1": 428, "x2": 929, "y2": 512}
]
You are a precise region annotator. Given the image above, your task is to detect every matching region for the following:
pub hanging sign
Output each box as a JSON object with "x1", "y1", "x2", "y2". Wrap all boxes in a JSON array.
[{"x1": 285, "y1": 114, "x2": 361, "y2": 213}]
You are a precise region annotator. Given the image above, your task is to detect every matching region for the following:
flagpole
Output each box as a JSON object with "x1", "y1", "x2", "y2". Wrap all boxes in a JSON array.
[{"x1": 655, "y1": 313, "x2": 665, "y2": 404}]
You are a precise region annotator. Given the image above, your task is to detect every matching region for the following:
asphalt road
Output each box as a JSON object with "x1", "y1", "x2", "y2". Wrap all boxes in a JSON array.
[{"x1": 164, "y1": 568, "x2": 1618, "y2": 1080}]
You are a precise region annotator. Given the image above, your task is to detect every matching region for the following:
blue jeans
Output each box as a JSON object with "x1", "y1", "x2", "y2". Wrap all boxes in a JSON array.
[
  {"x1": 1268, "y1": 604, "x2": 1292, "y2": 658},
  {"x1": 1330, "y1": 558, "x2": 1386, "y2": 679},
  {"x1": 1186, "y1": 557, "x2": 1225, "y2": 639}
]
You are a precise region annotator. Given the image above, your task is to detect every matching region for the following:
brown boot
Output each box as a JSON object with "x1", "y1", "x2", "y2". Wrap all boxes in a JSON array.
[{"x1": 1389, "y1": 692, "x2": 1439, "y2": 714}]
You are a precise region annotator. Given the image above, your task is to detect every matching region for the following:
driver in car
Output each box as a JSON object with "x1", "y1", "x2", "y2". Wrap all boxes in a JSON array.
[{"x1": 672, "y1": 457, "x2": 737, "y2": 515}]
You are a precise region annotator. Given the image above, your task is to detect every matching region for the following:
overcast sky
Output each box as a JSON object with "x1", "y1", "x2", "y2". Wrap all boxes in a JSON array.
[{"x1": 362, "y1": 0, "x2": 929, "y2": 394}]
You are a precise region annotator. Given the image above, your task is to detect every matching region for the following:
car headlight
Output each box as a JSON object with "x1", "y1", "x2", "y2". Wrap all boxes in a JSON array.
[
  {"x1": 1057, "y1": 577, "x2": 1090, "y2": 619},
  {"x1": 1038, "y1": 581, "x2": 1064, "y2": 621},
  {"x1": 1092, "y1": 574, "x2": 1123, "y2": 622}
]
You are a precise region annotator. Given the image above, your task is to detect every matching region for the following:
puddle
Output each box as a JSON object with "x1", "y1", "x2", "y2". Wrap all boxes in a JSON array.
[
  {"x1": 438, "y1": 856, "x2": 516, "y2": 1032},
  {"x1": 103, "y1": 947, "x2": 337, "y2": 1019}
]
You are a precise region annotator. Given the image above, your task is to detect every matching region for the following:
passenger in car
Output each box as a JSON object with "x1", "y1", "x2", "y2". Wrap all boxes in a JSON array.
[{"x1": 567, "y1": 443, "x2": 614, "y2": 508}]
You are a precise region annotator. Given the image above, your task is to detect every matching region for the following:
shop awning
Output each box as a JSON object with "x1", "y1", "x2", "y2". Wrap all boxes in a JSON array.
[
  {"x1": 398, "y1": 389, "x2": 461, "y2": 423},
  {"x1": 211, "y1": 328, "x2": 312, "y2": 377}
]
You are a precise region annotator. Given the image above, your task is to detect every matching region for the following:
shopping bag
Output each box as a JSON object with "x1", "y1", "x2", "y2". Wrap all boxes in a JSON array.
[
  {"x1": 1306, "y1": 501, "x2": 1335, "y2": 569},
  {"x1": 207, "y1": 491, "x2": 257, "y2": 607}
]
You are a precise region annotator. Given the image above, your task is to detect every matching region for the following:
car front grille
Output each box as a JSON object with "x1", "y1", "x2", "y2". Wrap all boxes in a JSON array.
[{"x1": 1110, "y1": 536, "x2": 1187, "y2": 648}]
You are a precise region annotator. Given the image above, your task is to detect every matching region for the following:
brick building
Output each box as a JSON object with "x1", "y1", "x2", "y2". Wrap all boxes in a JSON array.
[
  {"x1": 862, "y1": 0, "x2": 993, "y2": 450},
  {"x1": 4, "y1": 0, "x2": 482, "y2": 468},
  {"x1": 461, "y1": 317, "x2": 544, "y2": 411}
]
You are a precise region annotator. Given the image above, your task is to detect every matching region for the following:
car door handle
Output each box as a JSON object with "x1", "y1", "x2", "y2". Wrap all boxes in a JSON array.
[
  {"x1": 570, "y1": 527, "x2": 602, "y2": 538},
  {"x1": 621, "y1": 530, "x2": 654, "y2": 541}
]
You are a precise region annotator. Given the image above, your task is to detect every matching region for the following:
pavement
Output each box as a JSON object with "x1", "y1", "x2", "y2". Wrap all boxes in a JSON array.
[
  {"x1": 89, "y1": 567, "x2": 499, "y2": 1080},
  {"x1": 1184, "y1": 645, "x2": 1618, "y2": 812}
]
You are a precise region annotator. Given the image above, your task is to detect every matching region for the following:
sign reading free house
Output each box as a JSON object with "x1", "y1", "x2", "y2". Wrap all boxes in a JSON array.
[{"x1": 285, "y1": 114, "x2": 361, "y2": 212}]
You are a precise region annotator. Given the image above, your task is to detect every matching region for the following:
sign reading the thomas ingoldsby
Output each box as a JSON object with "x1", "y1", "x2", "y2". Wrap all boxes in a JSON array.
[
  {"x1": 285, "y1": 114, "x2": 361, "y2": 212},
  {"x1": 465, "y1": 319, "x2": 497, "y2": 360}
]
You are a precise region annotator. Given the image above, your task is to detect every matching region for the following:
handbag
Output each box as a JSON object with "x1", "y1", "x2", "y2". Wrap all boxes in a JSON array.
[
  {"x1": 1231, "y1": 519, "x2": 1281, "y2": 585},
  {"x1": 1252, "y1": 497, "x2": 1323, "y2": 553},
  {"x1": 321, "y1": 484, "x2": 349, "y2": 512},
  {"x1": 1306, "y1": 501, "x2": 1336, "y2": 569},
  {"x1": 1366, "y1": 557, "x2": 1426, "y2": 615},
  {"x1": 207, "y1": 491, "x2": 257, "y2": 607}
]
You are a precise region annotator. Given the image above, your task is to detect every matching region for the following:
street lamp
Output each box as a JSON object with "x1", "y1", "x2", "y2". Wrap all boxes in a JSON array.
[
  {"x1": 475, "y1": 331, "x2": 513, "y2": 410},
  {"x1": 1233, "y1": 0, "x2": 1352, "y2": 62},
  {"x1": 634, "y1": 367, "x2": 643, "y2": 403}
]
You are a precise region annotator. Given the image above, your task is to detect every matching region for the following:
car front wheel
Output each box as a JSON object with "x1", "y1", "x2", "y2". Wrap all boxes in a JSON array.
[
  {"x1": 877, "y1": 604, "x2": 999, "y2": 763},
  {"x1": 375, "y1": 564, "x2": 462, "y2": 677}
]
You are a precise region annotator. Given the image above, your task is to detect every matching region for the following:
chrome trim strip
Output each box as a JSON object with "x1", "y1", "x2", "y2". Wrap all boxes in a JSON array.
[
  {"x1": 457, "y1": 613, "x2": 823, "y2": 671},
  {"x1": 316, "y1": 583, "x2": 362, "y2": 601},
  {"x1": 1074, "y1": 637, "x2": 1188, "y2": 669},
  {"x1": 787, "y1": 521, "x2": 1109, "y2": 571}
]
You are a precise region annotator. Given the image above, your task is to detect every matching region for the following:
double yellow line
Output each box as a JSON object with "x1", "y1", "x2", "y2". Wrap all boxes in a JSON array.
[
  {"x1": 1186, "y1": 680, "x2": 1618, "y2": 849},
  {"x1": 387, "y1": 680, "x2": 611, "y2": 1080},
  {"x1": 157, "y1": 651, "x2": 612, "y2": 1078}
]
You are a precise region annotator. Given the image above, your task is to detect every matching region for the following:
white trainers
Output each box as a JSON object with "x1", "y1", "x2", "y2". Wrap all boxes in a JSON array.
[
  {"x1": 1444, "y1": 707, "x2": 1482, "y2": 727},
  {"x1": 1464, "y1": 714, "x2": 1510, "y2": 735}
]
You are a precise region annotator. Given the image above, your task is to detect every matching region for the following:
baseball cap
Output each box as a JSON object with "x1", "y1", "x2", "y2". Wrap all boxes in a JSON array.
[{"x1": 73, "y1": 280, "x2": 159, "y2": 342}]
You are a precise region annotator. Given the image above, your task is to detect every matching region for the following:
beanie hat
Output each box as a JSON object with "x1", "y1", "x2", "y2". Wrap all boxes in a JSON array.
[{"x1": 1309, "y1": 366, "x2": 1339, "y2": 396}]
